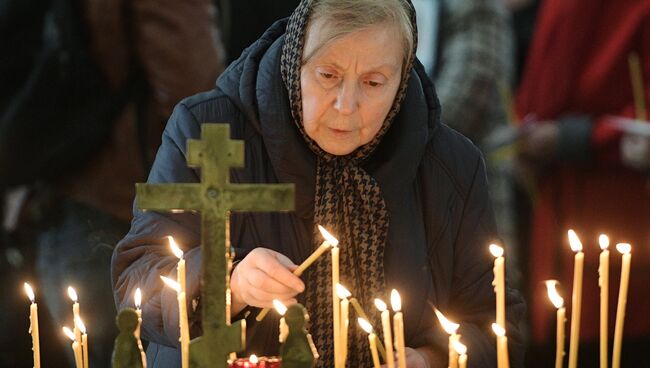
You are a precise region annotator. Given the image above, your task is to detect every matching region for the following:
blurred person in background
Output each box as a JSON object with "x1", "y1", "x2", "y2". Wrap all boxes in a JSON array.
[
  {"x1": 515, "y1": 1, "x2": 650, "y2": 366},
  {"x1": 412, "y1": 0, "x2": 521, "y2": 284},
  {"x1": 0, "y1": 0, "x2": 224, "y2": 365}
]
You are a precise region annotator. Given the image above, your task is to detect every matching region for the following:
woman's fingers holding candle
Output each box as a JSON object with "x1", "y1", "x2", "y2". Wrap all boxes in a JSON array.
[{"x1": 231, "y1": 248, "x2": 305, "y2": 309}]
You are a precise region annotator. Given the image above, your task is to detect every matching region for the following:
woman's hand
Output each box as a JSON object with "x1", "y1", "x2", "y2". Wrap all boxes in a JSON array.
[
  {"x1": 380, "y1": 347, "x2": 432, "y2": 368},
  {"x1": 230, "y1": 248, "x2": 305, "y2": 315}
]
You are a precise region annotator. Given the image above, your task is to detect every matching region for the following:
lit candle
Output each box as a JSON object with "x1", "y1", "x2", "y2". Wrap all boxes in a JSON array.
[
  {"x1": 452, "y1": 340, "x2": 468, "y2": 368},
  {"x1": 489, "y1": 244, "x2": 506, "y2": 331},
  {"x1": 134, "y1": 288, "x2": 147, "y2": 368},
  {"x1": 612, "y1": 243, "x2": 632, "y2": 368},
  {"x1": 76, "y1": 317, "x2": 89, "y2": 368},
  {"x1": 598, "y1": 234, "x2": 609, "y2": 368},
  {"x1": 391, "y1": 290, "x2": 406, "y2": 368},
  {"x1": 24, "y1": 283, "x2": 40, "y2": 368},
  {"x1": 169, "y1": 236, "x2": 186, "y2": 298},
  {"x1": 63, "y1": 326, "x2": 83, "y2": 368},
  {"x1": 256, "y1": 225, "x2": 337, "y2": 322},
  {"x1": 492, "y1": 323, "x2": 510, "y2": 368},
  {"x1": 545, "y1": 280, "x2": 566, "y2": 368},
  {"x1": 273, "y1": 299, "x2": 289, "y2": 343},
  {"x1": 161, "y1": 275, "x2": 189, "y2": 368},
  {"x1": 375, "y1": 299, "x2": 395, "y2": 368},
  {"x1": 336, "y1": 284, "x2": 352, "y2": 366},
  {"x1": 332, "y1": 241, "x2": 341, "y2": 368},
  {"x1": 68, "y1": 286, "x2": 82, "y2": 344},
  {"x1": 567, "y1": 229, "x2": 584, "y2": 368},
  {"x1": 434, "y1": 308, "x2": 460, "y2": 368},
  {"x1": 358, "y1": 318, "x2": 381, "y2": 368}
]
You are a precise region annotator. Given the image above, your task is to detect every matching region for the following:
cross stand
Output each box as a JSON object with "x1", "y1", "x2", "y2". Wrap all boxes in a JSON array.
[{"x1": 136, "y1": 124, "x2": 295, "y2": 368}]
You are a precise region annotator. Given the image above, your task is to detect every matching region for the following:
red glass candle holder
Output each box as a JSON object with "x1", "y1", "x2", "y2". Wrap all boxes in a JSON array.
[{"x1": 228, "y1": 356, "x2": 281, "y2": 368}]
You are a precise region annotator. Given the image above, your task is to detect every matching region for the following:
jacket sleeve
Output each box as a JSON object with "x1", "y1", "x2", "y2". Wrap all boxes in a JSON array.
[
  {"x1": 449, "y1": 154, "x2": 526, "y2": 367},
  {"x1": 111, "y1": 103, "x2": 245, "y2": 347}
]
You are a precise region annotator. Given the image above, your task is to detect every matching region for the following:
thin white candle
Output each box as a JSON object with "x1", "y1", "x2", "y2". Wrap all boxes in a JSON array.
[
  {"x1": 336, "y1": 284, "x2": 352, "y2": 366},
  {"x1": 598, "y1": 234, "x2": 609, "y2": 368},
  {"x1": 332, "y1": 243, "x2": 341, "y2": 368},
  {"x1": 63, "y1": 326, "x2": 82, "y2": 368},
  {"x1": 567, "y1": 229, "x2": 584, "y2": 368},
  {"x1": 434, "y1": 308, "x2": 460, "y2": 368},
  {"x1": 452, "y1": 340, "x2": 468, "y2": 368},
  {"x1": 375, "y1": 299, "x2": 395, "y2": 368},
  {"x1": 545, "y1": 280, "x2": 565, "y2": 368},
  {"x1": 359, "y1": 318, "x2": 381, "y2": 368},
  {"x1": 489, "y1": 244, "x2": 506, "y2": 330},
  {"x1": 612, "y1": 243, "x2": 632, "y2": 368},
  {"x1": 161, "y1": 275, "x2": 189, "y2": 368},
  {"x1": 256, "y1": 225, "x2": 337, "y2": 322},
  {"x1": 492, "y1": 323, "x2": 510, "y2": 368},
  {"x1": 273, "y1": 299, "x2": 289, "y2": 343},
  {"x1": 68, "y1": 286, "x2": 82, "y2": 344},
  {"x1": 76, "y1": 317, "x2": 89, "y2": 368},
  {"x1": 24, "y1": 283, "x2": 40, "y2": 368},
  {"x1": 391, "y1": 290, "x2": 406, "y2": 368}
]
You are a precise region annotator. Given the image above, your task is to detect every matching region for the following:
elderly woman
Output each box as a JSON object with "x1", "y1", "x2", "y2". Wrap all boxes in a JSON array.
[{"x1": 112, "y1": 0, "x2": 525, "y2": 367}]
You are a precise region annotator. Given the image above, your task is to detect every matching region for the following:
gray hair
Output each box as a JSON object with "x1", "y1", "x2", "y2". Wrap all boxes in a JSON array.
[{"x1": 303, "y1": 0, "x2": 415, "y2": 69}]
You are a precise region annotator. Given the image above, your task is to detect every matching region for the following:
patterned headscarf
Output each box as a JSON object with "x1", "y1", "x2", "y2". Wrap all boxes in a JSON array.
[{"x1": 280, "y1": 0, "x2": 418, "y2": 366}]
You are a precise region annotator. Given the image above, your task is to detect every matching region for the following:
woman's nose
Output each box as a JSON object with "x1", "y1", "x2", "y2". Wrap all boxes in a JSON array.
[{"x1": 334, "y1": 81, "x2": 359, "y2": 115}]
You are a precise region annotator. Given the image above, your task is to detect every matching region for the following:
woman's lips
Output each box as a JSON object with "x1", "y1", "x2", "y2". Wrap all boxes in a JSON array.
[{"x1": 329, "y1": 127, "x2": 352, "y2": 136}]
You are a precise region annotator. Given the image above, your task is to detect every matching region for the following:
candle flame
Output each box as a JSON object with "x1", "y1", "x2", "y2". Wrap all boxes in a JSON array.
[
  {"x1": 24, "y1": 282, "x2": 35, "y2": 302},
  {"x1": 62, "y1": 326, "x2": 76, "y2": 341},
  {"x1": 434, "y1": 308, "x2": 459, "y2": 335},
  {"x1": 169, "y1": 236, "x2": 183, "y2": 259},
  {"x1": 134, "y1": 288, "x2": 142, "y2": 309},
  {"x1": 616, "y1": 243, "x2": 631, "y2": 254},
  {"x1": 492, "y1": 323, "x2": 506, "y2": 337},
  {"x1": 75, "y1": 316, "x2": 87, "y2": 334},
  {"x1": 452, "y1": 340, "x2": 467, "y2": 355},
  {"x1": 489, "y1": 244, "x2": 504, "y2": 258},
  {"x1": 249, "y1": 354, "x2": 259, "y2": 364},
  {"x1": 336, "y1": 284, "x2": 352, "y2": 299},
  {"x1": 160, "y1": 275, "x2": 181, "y2": 293},
  {"x1": 273, "y1": 299, "x2": 287, "y2": 316},
  {"x1": 599, "y1": 234, "x2": 610, "y2": 250},
  {"x1": 568, "y1": 229, "x2": 583, "y2": 252},
  {"x1": 390, "y1": 289, "x2": 402, "y2": 312},
  {"x1": 318, "y1": 225, "x2": 339, "y2": 247},
  {"x1": 374, "y1": 298, "x2": 387, "y2": 312},
  {"x1": 358, "y1": 317, "x2": 373, "y2": 334},
  {"x1": 67, "y1": 286, "x2": 78, "y2": 303},
  {"x1": 545, "y1": 280, "x2": 564, "y2": 309}
]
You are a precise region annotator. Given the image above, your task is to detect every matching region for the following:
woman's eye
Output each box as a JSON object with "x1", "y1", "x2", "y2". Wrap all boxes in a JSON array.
[
  {"x1": 320, "y1": 72, "x2": 335, "y2": 79},
  {"x1": 366, "y1": 80, "x2": 382, "y2": 87}
]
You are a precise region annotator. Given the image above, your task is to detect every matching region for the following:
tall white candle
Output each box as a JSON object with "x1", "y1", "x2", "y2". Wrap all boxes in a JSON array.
[
  {"x1": 332, "y1": 244, "x2": 341, "y2": 368},
  {"x1": 598, "y1": 234, "x2": 609, "y2": 368},
  {"x1": 545, "y1": 280, "x2": 565, "y2": 368},
  {"x1": 567, "y1": 229, "x2": 584, "y2": 368},
  {"x1": 68, "y1": 286, "x2": 82, "y2": 344},
  {"x1": 489, "y1": 244, "x2": 506, "y2": 330},
  {"x1": 161, "y1": 275, "x2": 189, "y2": 368},
  {"x1": 492, "y1": 323, "x2": 510, "y2": 368},
  {"x1": 24, "y1": 283, "x2": 40, "y2": 368},
  {"x1": 63, "y1": 326, "x2": 82, "y2": 368},
  {"x1": 76, "y1": 317, "x2": 89, "y2": 368},
  {"x1": 336, "y1": 284, "x2": 352, "y2": 366},
  {"x1": 358, "y1": 318, "x2": 381, "y2": 368},
  {"x1": 612, "y1": 243, "x2": 632, "y2": 368},
  {"x1": 375, "y1": 299, "x2": 395, "y2": 368},
  {"x1": 434, "y1": 308, "x2": 460, "y2": 368},
  {"x1": 391, "y1": 290, "x2": 406, "y2": 368},
  {"x1": 273, "y1": 299, "x2": 289, "y2": 343}
]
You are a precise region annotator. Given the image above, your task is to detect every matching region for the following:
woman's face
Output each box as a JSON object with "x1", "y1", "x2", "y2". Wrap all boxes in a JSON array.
[{"x1": 300, "y1": 20, "x2": 404, "y2": 156}]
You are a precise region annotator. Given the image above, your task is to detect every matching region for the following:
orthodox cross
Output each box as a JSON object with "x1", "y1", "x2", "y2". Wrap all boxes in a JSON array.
[{"x1": 136, "y1": 124, "x2": 295, "y2": 367}]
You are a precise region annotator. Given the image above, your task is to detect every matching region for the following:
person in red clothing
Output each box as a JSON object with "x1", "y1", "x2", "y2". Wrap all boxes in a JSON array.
[{"x1": 515, "y1": 1, "x2": 650, "y2": 366}]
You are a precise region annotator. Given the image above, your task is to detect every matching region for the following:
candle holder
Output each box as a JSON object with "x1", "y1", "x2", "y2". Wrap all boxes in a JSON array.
[{"x1": 228, "y1": 356, "x2": 281, "y2": 368}]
